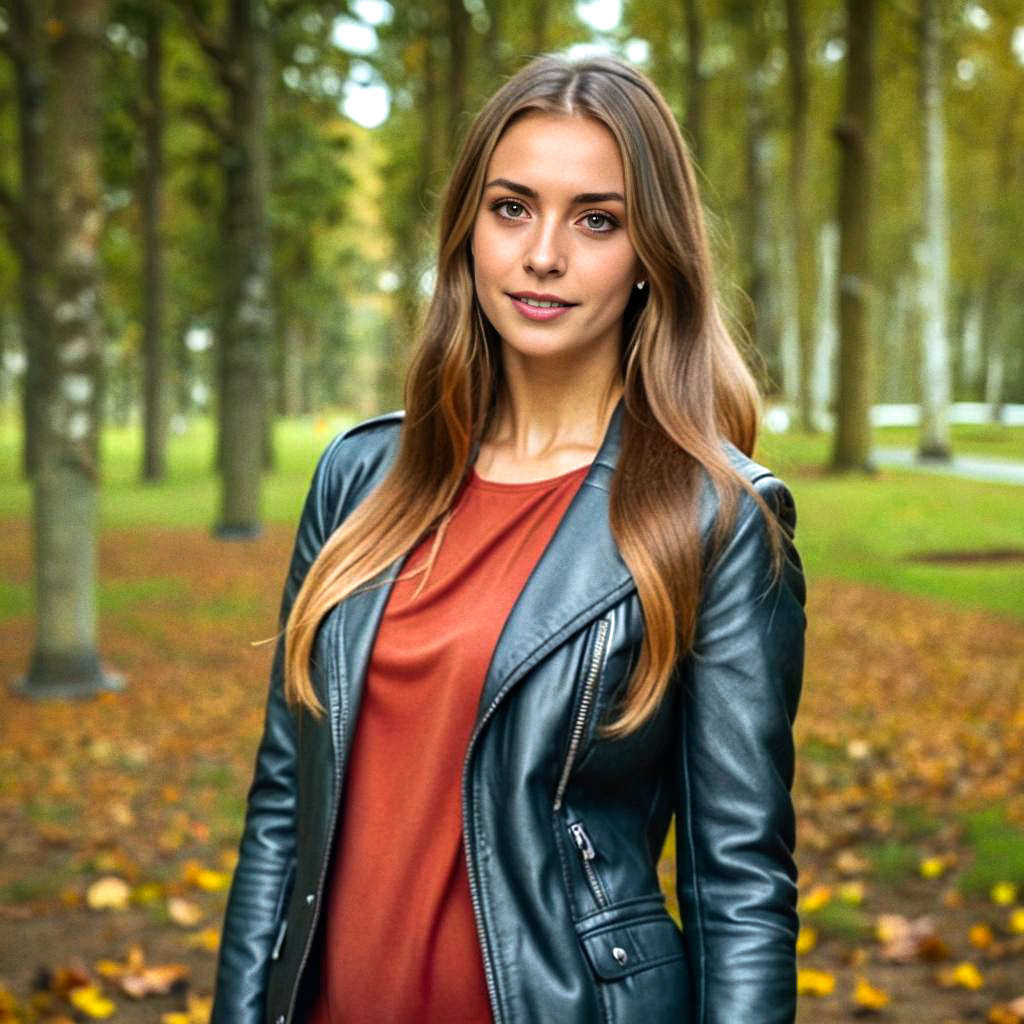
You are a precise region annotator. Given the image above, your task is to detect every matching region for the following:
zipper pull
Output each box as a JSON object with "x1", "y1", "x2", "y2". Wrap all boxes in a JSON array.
[
  {"x1": 569, "y1": 821, "x2": 597, "y2": 860},
  {"x1": 271, "y1": 917, "x2": 288, "y2": 960}
]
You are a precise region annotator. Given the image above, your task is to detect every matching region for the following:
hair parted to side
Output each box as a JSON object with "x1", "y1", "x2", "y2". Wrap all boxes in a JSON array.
[{"x1": 278, "y1": 53, "x2": 791, "y2": 740}]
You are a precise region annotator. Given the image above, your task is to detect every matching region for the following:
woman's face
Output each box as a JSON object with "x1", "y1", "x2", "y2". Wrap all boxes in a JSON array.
[{"x1": 470, "y1": 111, "x2": 642, "y2": 373}]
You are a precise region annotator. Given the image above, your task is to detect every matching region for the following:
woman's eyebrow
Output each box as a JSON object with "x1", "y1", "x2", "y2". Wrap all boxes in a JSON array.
[{"x1": 484, "y1": 177, "x2": 624, "y2": 204}]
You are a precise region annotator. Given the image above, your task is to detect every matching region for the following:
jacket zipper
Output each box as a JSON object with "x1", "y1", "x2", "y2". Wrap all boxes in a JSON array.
[
  {"x1": 567, "y1": 819, "x2": 609, "y2": 908},
  {"x1": 553, "y1": 616, "x2": 611, "y2": 812}
]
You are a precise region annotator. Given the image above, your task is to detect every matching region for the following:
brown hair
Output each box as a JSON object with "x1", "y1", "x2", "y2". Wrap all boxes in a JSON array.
[{"x1": 280, "y1": 53, "x2": 788, "y2": 740}]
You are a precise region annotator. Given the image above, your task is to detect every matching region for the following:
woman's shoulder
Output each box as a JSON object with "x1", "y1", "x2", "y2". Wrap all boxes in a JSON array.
[
  {"x1": 704, "y1": 438, "x2": 798, "y2": 537},
  {"x1": 307, "y1": 409, "x2": 406, "y2": 530}
]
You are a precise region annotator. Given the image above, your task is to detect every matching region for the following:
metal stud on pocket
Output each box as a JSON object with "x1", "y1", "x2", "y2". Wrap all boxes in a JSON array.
[{"x1": 612, "y1": 946, "x2": 628, "y2": 966}]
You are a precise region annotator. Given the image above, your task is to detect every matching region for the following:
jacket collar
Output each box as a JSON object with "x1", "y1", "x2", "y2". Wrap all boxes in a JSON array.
[{"x1": 335, "y1": 394, "x2": 635, "y2": 730}]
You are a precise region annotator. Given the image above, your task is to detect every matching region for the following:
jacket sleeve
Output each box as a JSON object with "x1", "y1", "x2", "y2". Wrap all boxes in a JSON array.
[
  {"x1": 211, "y1": 435, "x2": 344, "y2": 1024},
  {"x1": 673, "y1": 474, "x2": 807, "y2": 1024}
]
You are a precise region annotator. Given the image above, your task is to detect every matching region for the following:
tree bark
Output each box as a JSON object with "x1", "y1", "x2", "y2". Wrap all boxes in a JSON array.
[
  {"x1": 17, "y1": 0, "x2": 122, "y2": 698},
  {"x1": 214, "y1": 0, "x2": 274, "y2": 537},
  {"x1": 830, "y1": 0, "x2": 877, "y2": 472},
  {"x1": 916, "y1": 0, "x2": 952, "y2": 459},
  {"x1": 784, "y1": 0, "x2": 817, "y2": 431},
  {"x1": 7, "y1": 0, "x2": 50, "y2": 480},
  {"x1": 140, "y1": 4, "x2": 169, "y2": 482},
  {"x1": 682, "y1": 0, "x2": 706, "y2": 168}
]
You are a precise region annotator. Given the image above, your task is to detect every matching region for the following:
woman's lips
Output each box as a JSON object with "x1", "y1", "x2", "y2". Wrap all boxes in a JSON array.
[{"x1": 508, "y1": 295, "x2": 576, "y2": 322}]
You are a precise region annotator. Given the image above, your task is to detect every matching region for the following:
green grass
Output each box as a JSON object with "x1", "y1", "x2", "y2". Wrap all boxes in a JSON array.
[
  {"x1": 804, "y1": 899, "x2": 873, "y2": 942},
  {"x1": 956, "y1": 804, "x2": 1024, "y2": 894},
  {"x1": 0, "y1": 412, "x2": 1021, "y2": 620},
  {"x1": 890, "y1": 804, "x2": 945, "y2": 842},
  {"x1": 756, "y1": 428, "x2": 1024, "y2": 620},
  {"x1": 871, "y1": 423, "x2": 1024, "y2": 461},
  {"x1": 862, "y1": 838, "x2": 920, "y2": 884}
]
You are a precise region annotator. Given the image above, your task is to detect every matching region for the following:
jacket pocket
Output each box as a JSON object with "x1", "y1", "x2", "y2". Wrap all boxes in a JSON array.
[
  {"x1": 270, "y1": 857, "x2": 297, "y2": 962},
  {"x1": 577, "y1": 911, "x2": 685, "y2": 979},
  {"x1": 576, "y1": 908, "x2": 689, "y2": 1023}
]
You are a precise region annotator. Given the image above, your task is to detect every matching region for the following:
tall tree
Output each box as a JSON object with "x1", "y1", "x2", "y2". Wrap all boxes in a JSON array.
[
  {"x1": 831, "y1": 0, "x2": 877, "y2": 471},
  {"x1": 16, "y1": 0, "x2": 121, "y2": 698},
  {"x1": 784, "y1": 0, "x2": 816, "y2": 431},
  {"x1": 140, "y1": 1, "x2": 169, "y2": 481},
  {"x1": 185, "y1": 0, "x2": 273, "y2": 537},
  {"x1": 682, "y1": 0, "x2": 706, "y2": 169},
  {"x1": 0, "y1": 0, "x2": 50, "y2": 479},
  {"x1": 916, "y1": 0, "x2": 952, "y2": 459}
]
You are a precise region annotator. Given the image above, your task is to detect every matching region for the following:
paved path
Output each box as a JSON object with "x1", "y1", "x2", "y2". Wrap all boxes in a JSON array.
[{"x1": 872, "y1": 446, "x2": 1024, "y2": 486}]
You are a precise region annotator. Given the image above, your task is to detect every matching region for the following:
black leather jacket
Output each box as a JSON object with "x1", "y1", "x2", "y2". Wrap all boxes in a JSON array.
[{"x1": 211, "y1": 397, "x2": 807, "y2": 1024}]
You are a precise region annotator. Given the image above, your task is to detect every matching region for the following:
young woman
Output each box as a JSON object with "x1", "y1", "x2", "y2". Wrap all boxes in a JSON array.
[{"x1": 212, "y1": 53, "x2": 806, "y2": 1024}]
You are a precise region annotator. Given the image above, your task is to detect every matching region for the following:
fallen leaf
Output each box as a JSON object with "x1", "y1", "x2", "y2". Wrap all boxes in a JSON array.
[
  {"x1": 86, "y1": 877, "x2": 131, "y2": 911},
  {"x1": 936, "y1": 961, "x2": 984, "y2": 990},
  {"x1": 852, "y1": 975, "x2": 890, "y2": 1012},
  {"x1": 167, "y1": 897, "x2": 205, "y2": 927},
  {"x1": 68, "y1": 985, "x2": 116, "y2": 1018},
  {"x1": 797, "y1": 968, "x2": 836, "y2": 996},
  {"x1": 796, "y1": 925, "x2": 817, "y2": 954},
  {"x1": 992, "y1": 882, "x2": 1018, "y2": 906}
]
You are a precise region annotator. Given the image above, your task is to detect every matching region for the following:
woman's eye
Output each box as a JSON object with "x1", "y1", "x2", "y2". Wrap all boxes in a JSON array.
[
  {"x1": 494, "y1": 199, "x2": 526, "y2": 219},
  {"x1": 583, "y1": 212, "x2": 616, "y2": 233}
]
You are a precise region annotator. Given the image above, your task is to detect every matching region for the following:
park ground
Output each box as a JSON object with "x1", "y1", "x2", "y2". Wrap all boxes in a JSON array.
[{"x1": 0, "y1": 418, "x2": 1022, "y2": 1022}]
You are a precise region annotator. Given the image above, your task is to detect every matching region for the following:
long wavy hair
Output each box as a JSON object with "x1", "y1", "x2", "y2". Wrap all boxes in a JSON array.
[{"x1": 280, "y1": 53, "x2": 788, "y2": 741}]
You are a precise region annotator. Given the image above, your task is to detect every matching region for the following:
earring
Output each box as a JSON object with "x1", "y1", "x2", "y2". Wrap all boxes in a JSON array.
[{"x1": 636, "y1": 280, "x2": 646, "y2": 290}]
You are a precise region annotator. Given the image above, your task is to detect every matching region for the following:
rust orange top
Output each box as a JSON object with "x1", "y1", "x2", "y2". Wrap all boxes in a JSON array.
[{"x1": 308, "y1": 459, "x2": 592, "y2": 1023}]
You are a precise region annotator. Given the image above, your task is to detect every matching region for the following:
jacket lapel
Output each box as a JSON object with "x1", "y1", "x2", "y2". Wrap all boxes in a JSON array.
[{"x1": 334, "y1": 395, "x2": 635, "y2": 743}]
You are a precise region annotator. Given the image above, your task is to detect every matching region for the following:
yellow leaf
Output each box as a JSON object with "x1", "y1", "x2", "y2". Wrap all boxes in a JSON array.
[
  {"x1": 920, "y1": 856, "x2": 945, "y2": 879},
  {"x1": 1009, "y1": 907, "x2": 1024, "y2": 934},
  {"x1": 797, "y1": 968, "x2": 836, "y2": 996},
  {"x1": 185, "y1": 928, "x2": 221, "y2": 953},
  {"x1": 969, "y1": 923, "x2": 995, "y2": 949},
  {"x1": 68, "y1": 985, "x2": 116, "y2": 1019},
  {"x1": 167, "y1": 897, "x2": 205, "y2": 928},
  {"x1": 853, "y1": 976, "x2": 890, "y2": 1010},
  {"x1": 801, "y1": 885, "x2": 832, "y2": 913},
  {"x1": 86, "y1": 876, "x2": 131, "y2": 911},
  {"x1": 937, "y1": 961, "x2": 984, "y2": 990},
  {"x1": 987, "y1": 1005, "x2": 1022, "y2": 1024},
  {"x1": 839, "y1": 881, "x2": 865, "y2": 905},
  {"x1": 991, "y1": 882, "x2": 1018, "y2": 906},
  {"x1": 796, "y1": 926, "x2": 817, "y2": 954},
  {"x1": 193, "y1": 869, "x2": 230, "y2": 893}
]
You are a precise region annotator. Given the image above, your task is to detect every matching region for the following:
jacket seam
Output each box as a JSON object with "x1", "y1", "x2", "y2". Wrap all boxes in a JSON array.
[{"x1": 680, "y1": 708, "x2": 707, "y2": 1023}]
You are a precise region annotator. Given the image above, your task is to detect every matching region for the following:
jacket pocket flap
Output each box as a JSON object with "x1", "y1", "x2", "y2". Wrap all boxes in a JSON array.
[{"x1": 578, "y1": 913, "x2": 685, "y2": 980}]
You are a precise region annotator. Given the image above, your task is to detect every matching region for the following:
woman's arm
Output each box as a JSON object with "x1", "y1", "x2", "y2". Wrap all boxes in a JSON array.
[
  {"x1": 211, "y1": 436, "x2": 344, "y2": 1024},
  {"x1": 673, "y1": 474, "x2": 807, "y2": 1024}
]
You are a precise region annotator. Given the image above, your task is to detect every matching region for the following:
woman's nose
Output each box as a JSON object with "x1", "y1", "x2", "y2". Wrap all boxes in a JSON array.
[{"x1": 522, "y1": 219, "x2": 567, "y2": 277}]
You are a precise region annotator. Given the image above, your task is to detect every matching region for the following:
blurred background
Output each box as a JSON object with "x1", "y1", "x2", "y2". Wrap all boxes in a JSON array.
[{"x1": 0, "y1": 0, "x2": 1021, "y2": 1021}]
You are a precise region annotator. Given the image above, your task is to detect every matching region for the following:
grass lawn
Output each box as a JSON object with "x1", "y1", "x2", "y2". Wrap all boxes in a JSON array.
[{"x1": 0, "y1": 411, "x2": 1021, "y2": 621}]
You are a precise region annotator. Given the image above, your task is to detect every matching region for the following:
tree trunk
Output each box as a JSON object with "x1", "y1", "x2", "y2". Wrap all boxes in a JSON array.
[
  {"x1": 830, "y1": 0, "x2": 877, "y2": 472},
  {"x1": 916, "y1": 0, "x2": 952, "y2": 459},
  {"x1": 17, "y1": 0, "x2": 122, "y2": 699},
  {"x1": 812, "y1": 220, "x2": 838, "y2": 429},
  {"x1": 215, "y1": 0, "x2": 273, "y2": 538},
  {"x1": 682, "y1": 0, "x2": 706, "y2": 168},
  {"x1": 483, "y1": 0, "x2": 505, "y2": 80},
  {"x1": 8, "y1": 0, "x2": 50, "y2": 480},
  {"x1": 784, "y1": 0, "x2": 816, "y2": 431},
  {"x1": 446, "y1": 0, "x2": 468, "y2": 161},
  {"x1": 140, "y1": 5, "x2": 168, "y2": 482},
  {"x1": 531, "y1": 0, "x2": 548, "y2": 56},
  {"x1": 742, "y1": 17, "x2": 778, "y2": 393}
]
